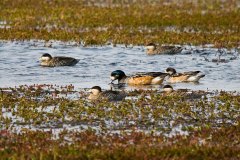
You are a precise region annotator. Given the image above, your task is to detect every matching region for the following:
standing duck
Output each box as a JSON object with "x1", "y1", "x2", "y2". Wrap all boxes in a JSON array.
[
  {"x1": 165, "y1": 67, "x2": 205, "y2": 83},
  {"x1": 88, "y1": 86, "x2": 126, "y2": 101},
  {"x1": 145, "y1": 43, "x2": 182, "y2": 55},
  {"x1": 39, "y1": 53, "x2": 79, "y2": 67},
  {"x1": 110, "y1": 70, "x2": 168, "y2": 85}
]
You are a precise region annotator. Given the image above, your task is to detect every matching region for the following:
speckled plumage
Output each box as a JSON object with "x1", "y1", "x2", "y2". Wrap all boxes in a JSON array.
[
  {"x1": 40, "y1": 53, "x2": 79, "y2": 67},
  {"x1": 88, "y1": 86, "x2": 126, "y2": 101},
  {"x1": 145, "y1": 43, "x2": 182, "y2": 55}
]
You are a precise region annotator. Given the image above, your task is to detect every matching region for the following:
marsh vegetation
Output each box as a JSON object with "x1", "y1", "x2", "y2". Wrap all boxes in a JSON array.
[
  {"x1": 0, "y1": 0, "x2": 239, "y2": 159},
  {"x1": 0, "y1": 0, "x2": 239, "y2": 47},
  {"x1": 0, "y1": 85, "x2": 240, "y2": 159}
]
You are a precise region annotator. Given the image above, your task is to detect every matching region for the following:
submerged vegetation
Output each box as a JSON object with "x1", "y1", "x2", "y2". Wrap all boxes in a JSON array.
[
  {"x1": 0, "y1": 85, "x2": 240, "y2": 159},
  {"x1": 0, "y1": 0, "x2": 239, "y2": 47}
]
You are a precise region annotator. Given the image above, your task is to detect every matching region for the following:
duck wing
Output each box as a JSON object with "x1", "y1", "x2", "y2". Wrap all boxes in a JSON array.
[
  {"x1": 171, "y1": 72, "x2": 190, "y2": 78},
  {"x1": 182, "y1": 71, "x2": 201, "y2": 76},
  {"x1": 53, "y1": 57, "x2": 79, "y2": 66},
  {"x1": 102, "y1": 90, "x2": 126, "y2": 101},
  {"x1": 156, "y1": 46, "x2": 182, "y2": 55},
  {"x1": 133, "y1": 72, "x2": 168, "y2": 78}
]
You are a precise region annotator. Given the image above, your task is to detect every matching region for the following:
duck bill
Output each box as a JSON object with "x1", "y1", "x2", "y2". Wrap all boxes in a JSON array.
[
  {"x1": 110, "y1": 76, "x2": 117, "y2": 83},
  {"x1": 87, "y1": 89, "x2": 92, "y2": 93},
  {"x1": 163, "y1": 73, "x2": 170, "y2": 77}
]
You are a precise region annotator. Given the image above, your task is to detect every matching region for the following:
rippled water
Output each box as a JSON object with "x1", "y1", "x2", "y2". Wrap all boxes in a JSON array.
[{"x1": 0, "y1": 40, "x2": 239, "y2": 91}]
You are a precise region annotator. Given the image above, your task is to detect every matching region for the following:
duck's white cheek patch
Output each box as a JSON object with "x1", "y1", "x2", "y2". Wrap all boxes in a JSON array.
[
  {"x1": 110, "y1": 76, "x2": 116, "y2": 80},
  {"x1": 91, "y1": 89, "x2": 100, "y2": 95},
  {"x1": 40, "y1": 57, "x2": 50, "y2": 61},
  {"x1": 146, "y1": 46, "x2": 155, "y2": 50},
  {"x1": 164, "y1": 88, "x2": 173, "y2": 92}
]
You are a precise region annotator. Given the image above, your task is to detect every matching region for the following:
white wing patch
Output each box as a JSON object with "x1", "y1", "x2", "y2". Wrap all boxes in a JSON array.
[
  {"x1": 151, "y1": 77, "x2": 164, "y2": 84},
  {"x1": 187, "y1": 74, "x2": 204, "y2": 82}
]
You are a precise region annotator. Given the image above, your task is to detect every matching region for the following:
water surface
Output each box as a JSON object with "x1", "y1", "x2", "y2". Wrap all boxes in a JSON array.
[{"x1": 0, "y1": 40, "x2": 239, "y2": 91}]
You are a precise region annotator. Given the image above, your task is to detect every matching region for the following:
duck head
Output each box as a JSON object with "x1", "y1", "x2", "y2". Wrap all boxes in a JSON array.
[
  {"x1": 163, "y1": 85, "x2": 173, "y2": 93},
  {"x1": 40, "y1": 53, "x2": 52, "y2": 62},
  {"x1": 90, "y1": 86, "x2": 102, "y2": 95},
  {"x1": 145, "y1": 43, "x2": 157, "y2": 54},
  {"x1": 110, "y1": 70, "x2": 126, "y2": 83},
  {"x1": 165, "y1": 67, "x2": 177, "y2": 75}
]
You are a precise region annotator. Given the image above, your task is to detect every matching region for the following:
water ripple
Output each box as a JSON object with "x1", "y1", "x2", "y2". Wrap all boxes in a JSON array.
[{"x1": 0, "y1": 41, "x2": 239, "y2": 91}]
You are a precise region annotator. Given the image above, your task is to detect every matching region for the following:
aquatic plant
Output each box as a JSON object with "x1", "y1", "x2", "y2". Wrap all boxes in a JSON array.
[
  {"x1": 0, "y1": 84, "x2": 239, "y2": 158},
  {"x1": 0, "y1": 0, "x2": 239, "y2": 47},
  {"x1": 0, "y1": 125, "x2": 239, "y2": 159}
]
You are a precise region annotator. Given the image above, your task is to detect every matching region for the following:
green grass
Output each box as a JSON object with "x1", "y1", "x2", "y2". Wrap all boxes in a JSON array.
[{"x1": 0, "y1": 0, "x2": 239, "y2": 47}]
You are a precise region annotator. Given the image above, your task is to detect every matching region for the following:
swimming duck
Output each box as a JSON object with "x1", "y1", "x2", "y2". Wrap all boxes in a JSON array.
[
  {"x1": 165, "y1": 67, "x2": 205, "y2": 83},
  {"x1": 145, "y1": 43, "x2": 182, "y2": 55},
  {"x1": 110, "y1": 70, "x2": 168, "y2": 85},
  {"x1": 88, "y1": 86, "x2": 126, "y2": 101},
  {"x1": 162, "y1": 85, "x2": 209, "y2": 100},
  {"x1": 39, "y1": 53, "x2": 79, "y2": 67},
  {"x1": 163, "y1": 85, "x2": 174, "y2": 93}
]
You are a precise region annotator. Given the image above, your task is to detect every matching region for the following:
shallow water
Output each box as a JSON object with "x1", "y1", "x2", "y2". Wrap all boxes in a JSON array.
[{"x1": 0, "y1": 40, "x2": 239, "y2": 91}]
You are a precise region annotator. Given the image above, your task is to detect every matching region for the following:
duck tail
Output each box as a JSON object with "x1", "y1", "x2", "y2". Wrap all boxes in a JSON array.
[{"x1": 198, "y1": 74, "x2": 205, "y2": 78}]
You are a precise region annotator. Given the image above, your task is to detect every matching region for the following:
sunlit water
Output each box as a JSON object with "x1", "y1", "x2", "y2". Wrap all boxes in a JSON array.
[{"x1": 0, "y1": 40, "x2": 239, "y2": 91}]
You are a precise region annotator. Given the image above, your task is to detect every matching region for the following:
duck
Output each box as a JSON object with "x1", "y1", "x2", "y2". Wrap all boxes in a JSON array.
[
  {"x1": 162, "y1": 85, "x2": 209, "y2": 100},
  {"x1": 163, "y1": 85, "x2": 174, "y2": 94},
  {"x1": 88, "y1": 86, "x2": 126, "y2": 101},
  {"x1": 110, "y1": 70, "x2": 168, "y2": 85},
  {"x1": 145, "y1": 43, "x2": 182, "y2": 55},
  {"x1": 39, "y1": 53, "x2": 79, "y2": 67},
  {"x1": 162, "y1": 85, "x2": 188, "y2": 94},
  {"x1": 165, "y1": 67, "x2": 205, "y2": 83}
]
